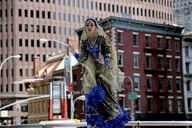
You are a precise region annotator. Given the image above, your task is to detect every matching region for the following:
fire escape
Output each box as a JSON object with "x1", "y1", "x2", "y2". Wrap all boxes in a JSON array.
[{"x1": 143, "y1": 41, "x2": 168, "y2": 97}]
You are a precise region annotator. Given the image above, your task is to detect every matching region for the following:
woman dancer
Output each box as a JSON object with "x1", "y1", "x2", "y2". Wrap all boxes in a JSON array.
[{"x1": 69, "y1": 18, "x2": 131, "y2": 128}]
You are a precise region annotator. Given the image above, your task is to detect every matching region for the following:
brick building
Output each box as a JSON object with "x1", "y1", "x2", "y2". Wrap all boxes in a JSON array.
[
  {"x1": 76, "y1": 16, "x2": 185, "y2": 121},
  {"x1": 27, "y1": 16, "x2": 185, "y2": 124}
]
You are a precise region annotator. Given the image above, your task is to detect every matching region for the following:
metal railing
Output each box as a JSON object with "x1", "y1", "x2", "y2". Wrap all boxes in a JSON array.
[{"x1": 1, "y1": 121, "x2": 192, "y2": 128}]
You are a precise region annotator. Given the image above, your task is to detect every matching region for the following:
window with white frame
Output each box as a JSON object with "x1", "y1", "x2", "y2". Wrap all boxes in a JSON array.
[
  {"x1": 134, "y1": 75, "x2": 140, "y2": 90},
  {"x1": 133, "y1": 33, "x2": 138, "y2": 46},
  {"x1": 167, "y1": 57, "x2": 172, "y2": 70},
  {"x1": 118, "y1": 51, "x2": 124, "y2": 66},
  {"x1": 175, "y1": 58, "x2": 180, "y2": 71},
  {"x1": 185, "y1": 46, "x2": 189, "y2": 57},
  {"x1": 159, "y1": 77, "x2": 164, "y2": 91},
  {"x1": 119, "y1": 94, "x2": 125, "y2": 109},
  {"x1": 135, "y1": 97, "x2": 140, "y2": 112},
  {"x1": 157, "y1": 37, "x2": 163, "y2": 49},
  {"x1": 147, "y1": 97, "x2": 152, "y2": 112},
  {"x1": 117, "y1": 30, "x2": 123, "y2": 44},
  {"x1": 160, "y1": 97, "x2": 165, "y2": 112},
  {"x1": 177, "y1": 98, "x2": 182, "y2": 112},
  {"x1": 158, "y1": 56, "x2": 163, "y2": 69},
  {"x1": 168, "y1": 77, "x2": 172, "y2": 91},
  {"x1": 168, "y1": 98, "x2": 174, "y2": 112},
  {"x1": 186, "y1": 62, "x2": 190, "y2": 73},
  {"x1": 166, "y1": 38, "x2": 171, "y2": 50},
  {"x1": 175, "y1": 39, "x2": 180, "y2": 51},
  {"x1": 176, "y1": 78, "x2": 181, "y2": 92},
  {"x1": 145, "y1": 35, "x2": 151, "y2": 47},
  {"x1": 146, "y1": 55, "x2": 152, "y2": 68},
  {"x1": 187, "y1": 98, "x2": 192, "y2": 112},
  {"x1": 146, "y1": 76, "x2": 152, "y2": 90},
  {"x1": 134, "y1": 53, "x2": 139, "y2": 68}
]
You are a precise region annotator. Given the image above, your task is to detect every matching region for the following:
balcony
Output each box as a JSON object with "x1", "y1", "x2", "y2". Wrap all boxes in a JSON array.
[
  {"x1": 145, "y1": 91, "x2": 168, "y2": 96},
  {"x1": 144, "y1": 65, "x2": 167, "y2": 74}
]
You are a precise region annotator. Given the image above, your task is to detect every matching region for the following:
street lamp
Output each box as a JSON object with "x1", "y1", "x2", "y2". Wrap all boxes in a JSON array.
[
  {"x1": 124, "y1": 75, "x2": 135, "y2": 121},
  {"x1": 72, "y1": 95, "x2": 85, "y2": 119},
  {"x1": 0, "y1": 55, "x2": 21, "y2": 76},
  {"x1": 112, "y1": 74, "x2": 135, "y2": 121},
  {"x1": 40, "y1": 38, "x2": 74, "y2": 119}
]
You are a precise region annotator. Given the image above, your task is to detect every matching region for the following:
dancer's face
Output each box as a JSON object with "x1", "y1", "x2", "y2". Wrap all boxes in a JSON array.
[{"x1": 85, "y1": 20, "x2": 97, "y2": 36}]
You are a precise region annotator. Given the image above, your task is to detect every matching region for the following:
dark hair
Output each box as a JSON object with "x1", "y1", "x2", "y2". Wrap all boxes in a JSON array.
[{"x1": 85, "y1": 18, "x2": 97, "y2": 26}]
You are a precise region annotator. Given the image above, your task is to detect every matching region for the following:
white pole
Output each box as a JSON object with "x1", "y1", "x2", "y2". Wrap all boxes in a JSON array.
[
  {"x1": 0, "y1": 55, "x2": 21, "y2": 76},
  {"x1": 0, "y1": 95, "x2": 49, "y2": 110},
  {"x1": 125, "y1": 76, "x2": 134, "y2": 121}
]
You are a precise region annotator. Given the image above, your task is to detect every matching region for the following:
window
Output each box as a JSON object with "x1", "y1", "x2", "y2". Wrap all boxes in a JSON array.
[
  {"x1": 176, "y1": 78, "x2": 181, "y2": 92},
  {"x1": 25, "y1": 54, "x2": 28, "y2": 61},
  {"x1": 168, "y1": 77, "x2": 172, "y2": 91},
  {"x1": 167, "y1": 57, "x2": 172, "y2": 70},
  {"x1": 19, "y1": 24, "x2": 22, "y2": 31},
  {"x1": 146, "y1": 55, "x2": 152, "y2": 68},
  {"x1": 166, "y1": 38, "x2": 171, "y2": 50},
  {"x1": 177, "y1": 99, "x2": 182, "y2": 112},
  {"x1": 147, "y1": 98, "x2": 152, "y2": 112},
  {"x1": 99, "y1": 2, "x2": 102, "y2": 10},
  {"x1": 186, "y1": 62, "x2": 190, "y2": 73},
  {"x1": 134, "y1": 75, "x2": 140, "y2": 90},
  {"x1": 157, "y1": 37, "x2": 162, "y2": 49},
  {"x1": 134, "y1": 54, "x2": 139, "y2": 67},
  {"x1": 48, "y1": 11, "x2": 51, "y2": 19},
  {"x1": 36, "y1": 10, "x2": 39, "y2": 18},
  {"x1": 175, "y1": 39, "x2": 180, "y2": 51},
  {"x1": 24, "y1": 10, "x2": 28, "y2": 17},
  {"x1": 48, "y1": 26, "x2": 51, "y2": 33},
  {"x1": 187, "y1": 98, "x2": 192, "y2": 112},
  {"x1": 30, "y1": 10, "x2": 33, "y2": 18},
  {"x1": 159, "y1": 77, "x2": 164, "y2": 91},
  {"x1": 25, "y1": 24, "x2": 28, "y2": 32},
  {"x1": 117, "y1": 52, "x2": 124, "y2": 66},
  {"x1": 135, "y1": 97, "x2": 140, "y2": 111},
  {"x1": 31, "y1": 25, "x2": 34, "y2": 32},
  {"x1": 20, "y1": 69, "x2": 23, "y2": 76},
  {"x1": 108, "y1": 4, "x2": 110, "y2": 11},
  {"x1": 117, "y1": 31, "x2": 123, "y2": 44},
  {"x1": 43, "y1": 55, "x2": 46, "y2": 62},
  {"x1": 37, "y1": 25, "x2": 40, "y2": 32},
  {"x1": 68, "y1": 14, "x2": 71, "y2": 21},
  {"x1": 185, "y1": 46, "x2": 189, "y2": 57},
  {"x1": 42, "y1": 11, "x2": 45, "y2": 18},
  {"x1": 67, "y1": 0, "x2": 70, "y2": 6},
  {"x1": 175, "y1": 58, "x2": 180, "y2": 70},
  {"x1": 19, "y1": 9, "x2": 22, "y2": 16},
  {"x1": 53, "y1": 12, "x2": 56, "y2": 19},
  {"x1": 19, "y1": 39, "x2": 22, "y2": 46},
  {"x1": 168, "y1": 98, "x2": 174, "y2": 112},
  {"x1": 42, "y1": 25, "x2": 45, "y2": 33},
  {"x1": 133, "y1": 33, "x2": 138, "y2": 46},
  {"x1": 25, "y1": 39, "x2": 28, "y2": 47},
  {"x1": 145, "y1": 35, "x2": 150, "y2": 47},
  {"x1": 146, "y1": 76, "x2": 152, "y2": 90},
  {"x1": 81, "y1": 0, "x2": 84, "y2": 8},
  {"x1": 186, "y1": 81, "x2": 191, "y2": 91},
  {"x1": 158, "y1": 56, "x2": 163, "y2": 69},
  {"x1": 160, "y1": 97, "x2": 165, "y2": 112},
  {"x1": 31, "y1": 40, "x2": 34, "y2": 47},
  {"x1": 63, "y1": 13, "x2": 66, "y2": 21}
]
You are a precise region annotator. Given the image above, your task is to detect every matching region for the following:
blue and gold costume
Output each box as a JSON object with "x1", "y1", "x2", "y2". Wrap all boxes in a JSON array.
[{"x1": 74, "y1": 34, "x2": 131, "y2": 127}]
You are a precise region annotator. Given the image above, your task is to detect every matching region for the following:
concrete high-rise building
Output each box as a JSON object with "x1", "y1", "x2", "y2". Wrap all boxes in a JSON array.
[
  {"x1": 173, "y1": 0, "x2": 192, "y2": 34},
  {"x1": 0, "y1": 0, "x2": 173, "y2": 125}
]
